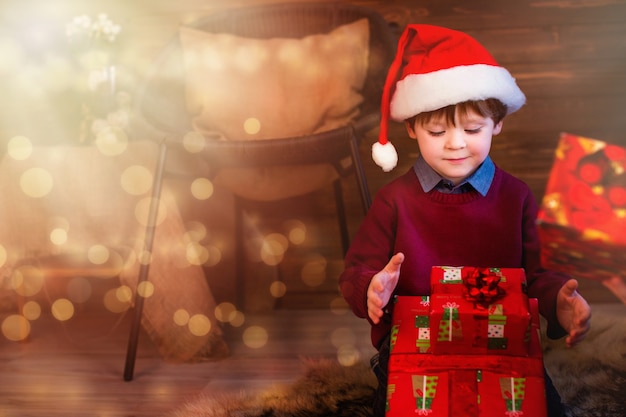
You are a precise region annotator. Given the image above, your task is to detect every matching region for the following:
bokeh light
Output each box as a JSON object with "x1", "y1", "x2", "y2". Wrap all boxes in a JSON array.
[
  {"x1": 243, "y1": 117, "x2": 261, "y2": 135},
  {"x1": 7, "y1": 135, "x2": 33, "y2": 160},
  {"x1": 22, "y1": 300, "x2": 42, "y2": 321},
  {"x1": 94, "y1": 126, "x2": 128, "y2": 155},
  {"x1": 1, "y1": 315, "x2": 31, "y2": 342},
  {"x1": 284, "y1": 219, "x2": 307, "y2": 245},
  {"x1": 259, "y1": 233, "x2": 289, "y2": 266},
  {"x1": 51, "y1": 298, "x2": 75, "y2": 321},
  {"x1": 300, "y1": 254, "x2": 327, "y2": 287},
  {"x1": 0, "y1": 245, "x2": 7, "y2": 268},
  {"x1": 269, "y1": 280, "x2": 287, "y2": 298},
  {"x1": 103, "y1": 286, "x2": 132, "y2": 313},
  {"x1": 87, "y1": 244, "x2": 110, "y2": 265},
  {"x1": 137, "y1": 281, "x2": 154, "y2": 298},
  {"x1": 173, "y1": 309, "x2": 190, "y2": 326},
  {"x1": 11, "y1": 265, "x2": 44, "y2": 297},
  {"x1": 186, "y1": 242, "x2": 209, "y2": 266},
  {"x1": 337, "y1": 345, "x2": 360, "y2": 366},
  {"x1": 120, "y1": 165, "x2": 152, "y2": 195},
  {"x1": 188, "y1": 314, "x2": 211, "y2": 337},
  {"x1": 242, "y1": 325, "x2": 268, "y2": 349},
  {"x1": 214, "y1": 302, "x2": 237, "y2": 323},
  {"x1": 182, "y1": 131, "x2": 205, "y2": 153},
  {"x1": 20, "y1": 167, "x2": 54, "y2": 198},
  {"x1": 49, "y1": 228, "x2": 68, "y2": 245},
  {"x1": 190, "y1": 177, "x2": 214, "y2": 200},
  {"x1": 184, "y1": 221, "x2": 207, "y2": 242}
]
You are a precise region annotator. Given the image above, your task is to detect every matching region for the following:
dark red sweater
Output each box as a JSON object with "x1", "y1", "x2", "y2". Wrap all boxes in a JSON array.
[{"x1": 339, "y1": 166, "x2": 569, "y2": 349}]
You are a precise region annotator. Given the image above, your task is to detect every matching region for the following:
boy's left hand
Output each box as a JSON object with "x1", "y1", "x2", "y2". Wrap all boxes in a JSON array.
[{"x1": 556, "y1": 279, "x2": 591, "y2": 347}]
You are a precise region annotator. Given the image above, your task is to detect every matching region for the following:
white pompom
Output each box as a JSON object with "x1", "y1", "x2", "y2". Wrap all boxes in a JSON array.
[{"x1": 372, "y1": 141, "x2": 398, "y2": 172}]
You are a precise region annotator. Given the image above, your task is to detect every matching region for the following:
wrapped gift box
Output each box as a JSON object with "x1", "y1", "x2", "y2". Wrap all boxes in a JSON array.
[
  {"x1": 390, "y1": 295, "x2": 432, "y2": 354},
  {"x1": 386, "y1": 300, "x2": 546, "y2": 417},
  {"x1": 429, "y1": 266, "x2": 531, "y2": 356},
  {"x1": 537, "y1": 132, "x2": 626, "y2": 281}
]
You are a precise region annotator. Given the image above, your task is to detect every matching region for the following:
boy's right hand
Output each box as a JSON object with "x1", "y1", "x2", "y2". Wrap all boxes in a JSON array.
[{"x1": 367, "y1": 252, "x2": 405, "y2": 324}]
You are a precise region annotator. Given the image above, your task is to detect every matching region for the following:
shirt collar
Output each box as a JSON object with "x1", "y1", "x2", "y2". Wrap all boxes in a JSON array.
[{"x1": 413, "y1": 155, "x2": 495, "y2": 196}]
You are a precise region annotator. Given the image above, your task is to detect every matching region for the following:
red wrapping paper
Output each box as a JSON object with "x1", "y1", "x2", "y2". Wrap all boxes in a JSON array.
[
  {"x1": 391, "y1": 295, "x2": 432, "y2": 354},
  {"x1": 386, "y1": 299, "x2": 547, "y2": 417},
  {"x1": 429, "y1": 267, "x2": 531, "y2": 356},
  {"x1": 537, "y1": 132, "x2": 626, "y2": 281}
]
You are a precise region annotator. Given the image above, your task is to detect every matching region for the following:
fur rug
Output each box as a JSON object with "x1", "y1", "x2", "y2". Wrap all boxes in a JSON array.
[{"x1": 171, "y1": 305, "x2": 626, "y2": 417}]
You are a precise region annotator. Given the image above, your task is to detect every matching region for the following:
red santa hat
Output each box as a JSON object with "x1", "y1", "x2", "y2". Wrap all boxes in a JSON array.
[{"x1": 372, "y1": 24, "x2": 526, "y2": 172}]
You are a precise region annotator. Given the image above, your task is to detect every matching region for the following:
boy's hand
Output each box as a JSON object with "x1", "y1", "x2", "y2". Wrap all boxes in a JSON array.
[
  {"x1": 556, "y1": 279, "x2": 591, "y2": 347},
  {"x1": 367, "y1": 253, "x2": 404, "y2": 324}
]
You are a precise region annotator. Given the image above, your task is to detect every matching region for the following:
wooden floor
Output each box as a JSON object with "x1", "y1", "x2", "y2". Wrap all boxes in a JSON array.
[{"x1": 0, "y1": 305, "x2": 375, "y2": 417}]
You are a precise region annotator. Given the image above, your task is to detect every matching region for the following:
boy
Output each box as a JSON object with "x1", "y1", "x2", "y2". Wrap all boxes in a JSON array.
[{"x1": 339, "y1": 24, "x2": 591, "y2": 417}]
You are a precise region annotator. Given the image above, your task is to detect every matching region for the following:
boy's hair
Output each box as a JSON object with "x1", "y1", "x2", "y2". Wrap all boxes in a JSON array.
[{"x1": 408, "y1": 99, "x2": 508, "y2": 128}]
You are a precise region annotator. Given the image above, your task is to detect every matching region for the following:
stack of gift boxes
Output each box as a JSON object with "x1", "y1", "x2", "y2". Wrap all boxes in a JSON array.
[
  {"x1": 537, "y1": 132, "x2": 626, "y2": 285},
  {"x1": 386, "y1": 266, "x2": 547, "y2": 417}
]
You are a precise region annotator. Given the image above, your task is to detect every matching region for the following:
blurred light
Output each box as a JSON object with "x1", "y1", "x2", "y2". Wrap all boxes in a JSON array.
[
  {"x1": 242, "y1": 325, "x2": 268, "y2": 349},
  {"x1": 186, "y1": 242, "x2": 208, "y2": 266},
  {"x1": 229, "y1": 311, "x2": 245, "y2": 327},
  {"x1": 284, "y1": 219, "x2": 307, "y2": 245},
  {"x1": 243, "y1": 117, "x2": 261, "y2": 135},
  {"x1": 7, "y1": 136, "x2": 33, "y2": 160},
  {"x1": 22, "y1": 301, "x2": 41, "y2": 321},
  {"x1": 269, "y1": 281, "x2": 287, "y2": 298},
  {"x1": 190, "y1": 177, "x2": 214, "y2": 200},
  {"x1": 1, "y1": 315, "x2": 31, "y2": 342},
  {"x1": 0, "y1": 245, "x2": 6, "y2": 268},
  {"x1": 51, "y1": 298, "x2": 74, "y2": 321},
  {"x1": 173, "y1": 309, "x2": 190, "y2": 326},
  {"x1": 87, "y1": 244, "x2": 110, "y2": 265},
  {"x1": 11, "y1": 265, "x2": 44, "y2": 297},
  {"x1": 20, "y1": 167, "x2": 54, "y2": 198},
  {"x1": 121, "y1": 165, "x2": 152, "y2": 195},
  {"x1": 300, "y1": 254, "x2": 327, "y2": 287},
  {"x1": 183, "y1": 131, "x2": 205, "y2": 153},
  {"x1": 137, "y1": 281, "x2": 154, "y2": 298},
  {"x1": 337, "y1": 345, "x2": 360, "y2": 366},
  {"x1": 95, "y1": 126, "x2": 128, "y2": 156},
  {"x1": 331, "y1": 327, "x2": 356, "y2": 348},
  {"x1": 184, "y1": 221, "x2": 207, "y2": 242},
  {"x1": 188, "y1": 314, "x2": 211, "y2": 337},
  {"x1": 104, "y1": 286, "x2": 131, "y2": 313},
  {"x1": 204, "y1": 245, "x2": 222, "y2": 267},
  {"x1": 214, "y1": 302, "x2": 237, "y2": 323},
  {"x1": 260, "y1": 233, "x2": 288, "y2": 266},
  {"x1": 49, "y1": 228, "x2": 68, "y2": 245}
]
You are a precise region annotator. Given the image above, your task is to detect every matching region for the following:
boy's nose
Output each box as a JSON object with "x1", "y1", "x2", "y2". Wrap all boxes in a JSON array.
[{"x1": 445, "y1": 130, "x2": 466, "y2": 149}]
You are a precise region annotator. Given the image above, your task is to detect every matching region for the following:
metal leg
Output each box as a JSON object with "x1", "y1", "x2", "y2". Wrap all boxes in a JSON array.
[
  {"x1": 123, "y1": 141, "x2": 168, "y2": 381},
  {"x1": 333, "y1": 179, "x2": 350, "y2": 256},
  {"x1": 349, "y1": 129, "x2": 372, "y2": 212}
]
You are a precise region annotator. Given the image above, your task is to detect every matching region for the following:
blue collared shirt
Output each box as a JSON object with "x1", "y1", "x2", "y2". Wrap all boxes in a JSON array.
[{"x1": 413, "y1": 155, "x2": 495, "y2": 196}]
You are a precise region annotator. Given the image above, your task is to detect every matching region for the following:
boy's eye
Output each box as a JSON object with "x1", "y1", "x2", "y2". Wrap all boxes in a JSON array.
[
  {"x1": 465, "y1": 128, "x2": 482, "y2": 134},
  {"x1": 428, "y1": 130, "x2": 445, "y2": 137}
]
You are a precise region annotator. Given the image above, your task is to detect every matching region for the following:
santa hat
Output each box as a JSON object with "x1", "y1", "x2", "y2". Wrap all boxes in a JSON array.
[{"x1": 372, "y1": 24, "x2": 526, "y2": 172}]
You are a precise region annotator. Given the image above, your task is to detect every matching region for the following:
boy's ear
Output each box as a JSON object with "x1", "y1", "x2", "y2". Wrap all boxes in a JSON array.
[
  {"x1": 493, "y1": 120, "x2": 503, "y2": 135},
  {"x1": 405, "y1": 120, "x2": 418, "y2": 139}
]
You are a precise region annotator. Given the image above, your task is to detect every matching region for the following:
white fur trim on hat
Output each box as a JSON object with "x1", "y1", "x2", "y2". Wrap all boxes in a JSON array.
[
  {"x1": 372, "y1": 141, "x2": 398, "y2": 172},
  {"x1": 390, "y1": 64, "x2": 526, "y2": 121}
]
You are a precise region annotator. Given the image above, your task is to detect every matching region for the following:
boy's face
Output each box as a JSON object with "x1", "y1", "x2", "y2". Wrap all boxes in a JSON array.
[{"x1": 406, "y1": 108, "x2": 503, "y2": 185}]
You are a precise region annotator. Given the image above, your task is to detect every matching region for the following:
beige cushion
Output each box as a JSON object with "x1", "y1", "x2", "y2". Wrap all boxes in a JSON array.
[{"x1": 178, "y1": 19, "x2": 370, "y2": 201}]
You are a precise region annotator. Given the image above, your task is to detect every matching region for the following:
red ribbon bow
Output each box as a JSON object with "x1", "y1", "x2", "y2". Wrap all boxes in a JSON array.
[{"x1": 463, "y1": 268, "x2": 506, "y2": 309}]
